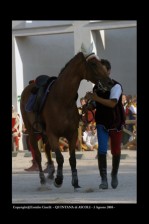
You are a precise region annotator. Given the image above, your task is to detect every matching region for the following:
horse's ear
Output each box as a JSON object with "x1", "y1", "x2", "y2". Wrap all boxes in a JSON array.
[
  {"x1": 81, "y1": 42, "x2": 93, "y2": 57},
  {"x1": 81, "y1": 43, "x2": 87, "y2": 54}
]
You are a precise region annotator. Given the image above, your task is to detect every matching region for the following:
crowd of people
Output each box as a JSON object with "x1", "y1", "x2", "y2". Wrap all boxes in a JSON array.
[{"x1": 121, "y1": 94, "x2": 137, "y2": 149}]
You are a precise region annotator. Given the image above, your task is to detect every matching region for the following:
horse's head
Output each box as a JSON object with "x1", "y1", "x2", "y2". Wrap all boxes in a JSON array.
[
  {"x1": 86, "y1": 56, "x2": 114, "y2": 91},
  {"x1": 80, "y1": 43, "x2": 114, "y2": 91}
]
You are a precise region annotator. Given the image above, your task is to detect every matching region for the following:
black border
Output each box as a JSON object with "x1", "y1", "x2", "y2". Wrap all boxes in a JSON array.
[{"x1": 2, "y1": 18, "x2": 146, "y2": 216}]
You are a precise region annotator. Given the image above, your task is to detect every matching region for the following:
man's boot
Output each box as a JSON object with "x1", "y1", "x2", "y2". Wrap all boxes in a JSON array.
[
  {"x1": 98, "y1": 154, "x2": 108, "y2": 189},
  {"x1": 111, "y1": 154, "x2": 121, "y2": 189},
  {"x1": 24, "y1": 159, "x2": 39, "y2": 171}
]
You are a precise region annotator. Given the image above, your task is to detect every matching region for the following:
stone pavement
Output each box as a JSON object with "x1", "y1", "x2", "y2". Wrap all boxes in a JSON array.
[
  {"x1": 12, "y1": 149, "x2": 136, "y2": 173},
  {"x1": 12, "y1": 148, "x2": 136, "y2": 160},
  {"x1": 12, "y1": 149, "x2": 137, "y2": 204}
]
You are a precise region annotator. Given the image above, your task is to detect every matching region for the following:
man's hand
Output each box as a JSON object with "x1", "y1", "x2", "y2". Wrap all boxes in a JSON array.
[
  {"x1": 85, "y1": 92, "x2": 117, "y2": 108},
  {"x1": 85, "y1": 92, "x2": 97, "y2": 101}
]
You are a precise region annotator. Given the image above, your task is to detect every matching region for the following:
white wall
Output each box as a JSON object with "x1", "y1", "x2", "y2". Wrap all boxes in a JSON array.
[
  {"x1": 12, "y1": 21, "x2": 136, "y2": 110},
  {"x1": 15, "y1": 33, "x2": 74, "y2": 87},
  {"x1": 95, "y1": 27, "x2": 136, "y2": 96}
]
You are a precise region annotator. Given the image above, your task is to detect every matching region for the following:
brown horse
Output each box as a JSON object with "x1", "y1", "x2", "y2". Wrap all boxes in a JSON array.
[{"x1": 20, "y1": 51, "x2": 113, "y2": 190}]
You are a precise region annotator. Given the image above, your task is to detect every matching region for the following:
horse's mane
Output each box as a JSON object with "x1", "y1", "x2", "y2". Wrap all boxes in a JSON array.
[{"x1": 58, "y1": 52, "x2": 84, "y2": 77}]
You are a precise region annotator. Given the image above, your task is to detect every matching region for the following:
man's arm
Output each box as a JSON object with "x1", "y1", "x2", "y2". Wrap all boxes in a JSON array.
[
  {"x1": 85, "y1": 92, "x2": 117, "y2": 108},
  {"x1": 85, "y1": 83, "x2": 122, "y2": 108}
]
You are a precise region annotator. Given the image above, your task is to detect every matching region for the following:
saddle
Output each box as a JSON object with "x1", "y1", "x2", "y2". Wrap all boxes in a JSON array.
[{"x1": 25, "y1": 75, "x2": 57, "y2": 113}]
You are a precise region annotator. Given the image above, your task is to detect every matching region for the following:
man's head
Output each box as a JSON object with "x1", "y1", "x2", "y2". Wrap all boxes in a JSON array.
[{"x1": 100, "y1": 59, "x2": 111, "y2": 76}]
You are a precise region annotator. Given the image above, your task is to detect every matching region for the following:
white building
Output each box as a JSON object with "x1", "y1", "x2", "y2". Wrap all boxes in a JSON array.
[{"x1": 12, "y1": 20, "x2": 136, "y2": 114}]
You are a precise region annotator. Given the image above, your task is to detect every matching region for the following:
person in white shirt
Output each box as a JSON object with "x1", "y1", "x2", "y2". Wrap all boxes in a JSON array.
[{"x1": 84, "y1": 125, "x2": 98, "y2": 150}]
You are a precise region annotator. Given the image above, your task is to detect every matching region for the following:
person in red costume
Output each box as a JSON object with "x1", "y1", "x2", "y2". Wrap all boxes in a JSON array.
[
  {"x1": 12, "y1": 105, "x2": 21, "y2": 151},
  {"x1": 24, "y1": 134, "x2": 42, "y2": 171}
]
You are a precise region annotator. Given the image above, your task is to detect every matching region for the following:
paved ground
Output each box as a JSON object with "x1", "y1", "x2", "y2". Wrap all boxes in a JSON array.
[{"x1": 12, "y1": 149, "x2": 137, "y2": 206}]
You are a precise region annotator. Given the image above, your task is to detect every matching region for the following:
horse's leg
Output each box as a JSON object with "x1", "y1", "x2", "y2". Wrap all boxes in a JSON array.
[
  {"x1": 48, "y1": 135, "x2": 64, "y2": 187},
  {"x1": 68, "y1": 131, "x2": 81, "y2": 190},
  {"x1": 44, "y1": 141, "x2": 55, "y2": 180},
  {"x1": 54, "y1": 145, "x2": 64, "y2": 187},
  {"x1": 29, "y1": 133, "x2": 46, "y2": 185}
]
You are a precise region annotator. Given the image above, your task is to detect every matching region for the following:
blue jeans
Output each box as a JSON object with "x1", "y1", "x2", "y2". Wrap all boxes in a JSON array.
[{"x1": 96, "y1": 124, "x2": 109, "y2": 155}]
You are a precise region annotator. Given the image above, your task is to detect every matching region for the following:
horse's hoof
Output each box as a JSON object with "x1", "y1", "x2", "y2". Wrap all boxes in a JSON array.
[
  {"x1": 54, "y1": 175, "x2": 63, "y2": 188},
  {"x1": 40, "y1": 180, "x2": 46, "y2": 185},
  {"x1": 74, "y1": 186, "x2": 81, "y2": 192},
  {"x1": 72, "y1": 180, "x2": 81, "y2": 188},
  {"x1": 39, "y1": 172, "x2": 46, "y2": 185},
  {"x1": 54, "y1": 181, "x2": 63, "y2": 188},
  {"x1": 75, "y1": 185, "x2": 81, "y2": 188},
  {"x1": 47, "y1": 174, "x2": 54, "y2": 180}
]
